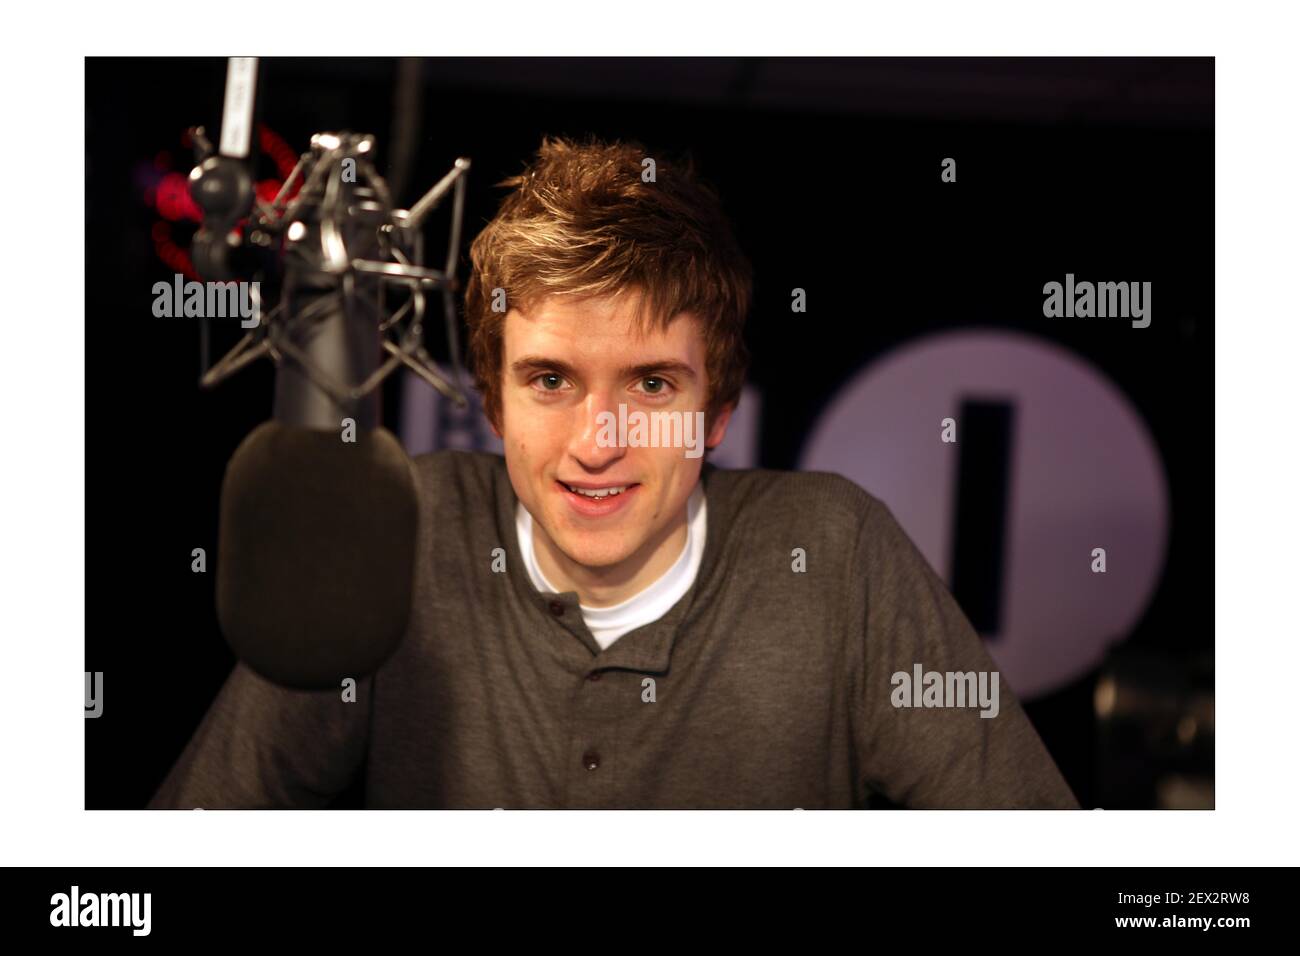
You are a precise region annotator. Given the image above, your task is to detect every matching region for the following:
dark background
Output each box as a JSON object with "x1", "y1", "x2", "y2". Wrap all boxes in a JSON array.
[{"x1": 85, "y1": 57, "x2": 1213, "y2": 809}]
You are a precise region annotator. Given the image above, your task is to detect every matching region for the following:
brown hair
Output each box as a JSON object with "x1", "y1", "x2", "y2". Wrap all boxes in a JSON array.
[{"x1": 464, "y1": 135, "x2": 752, "y2": 429}]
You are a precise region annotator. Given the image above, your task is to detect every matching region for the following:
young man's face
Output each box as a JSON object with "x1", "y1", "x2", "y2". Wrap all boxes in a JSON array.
[{"x1": 494, "y1": 291, "x2": 731, "y2": 572}]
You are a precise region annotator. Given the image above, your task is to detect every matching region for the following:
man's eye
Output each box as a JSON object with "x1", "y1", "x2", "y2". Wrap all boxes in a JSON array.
[
  {"x1": 640, "y1": 377, "x2": 669, "y2": 395},
  {"x1": 535, "y1": 373, "x2": 565, "y2": 391}
]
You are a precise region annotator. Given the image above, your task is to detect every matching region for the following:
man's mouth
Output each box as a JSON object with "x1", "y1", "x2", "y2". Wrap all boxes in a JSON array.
[
  {"x1": 560, "y1": 481, "x2": 632, "y2": 499},
  {"x1": 556, "y1": 479, "x2": 641, "y2": 515}
]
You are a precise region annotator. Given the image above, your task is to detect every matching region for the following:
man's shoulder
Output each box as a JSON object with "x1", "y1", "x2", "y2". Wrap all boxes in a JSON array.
[
  {"x1": 411, "y1": 447, "x2": 505, "y2": 476},
  {"x1": 410, "y1": 449, "x2": 508, "y2": 507},
  {"x1": 706, "y1": 465, "x2": 882, "y2": 550}
]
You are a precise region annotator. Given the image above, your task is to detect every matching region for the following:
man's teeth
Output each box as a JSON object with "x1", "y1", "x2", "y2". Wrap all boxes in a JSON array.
[{"x1": 566, "y1": 484, "x2": 628, "y2": 498}]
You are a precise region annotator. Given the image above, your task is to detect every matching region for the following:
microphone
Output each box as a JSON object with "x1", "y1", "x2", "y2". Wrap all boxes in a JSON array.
[
  {"x1": 189, "y1": 59, "x2": 471, "y2": 689},
  {"x1": 215, "y1": 420, "x2": 418, "y2": 689}
]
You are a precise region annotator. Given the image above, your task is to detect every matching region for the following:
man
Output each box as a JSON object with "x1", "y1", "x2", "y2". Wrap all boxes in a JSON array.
[{"x1": 150, "y1": 136, "x2": 1078, "y2": 809}]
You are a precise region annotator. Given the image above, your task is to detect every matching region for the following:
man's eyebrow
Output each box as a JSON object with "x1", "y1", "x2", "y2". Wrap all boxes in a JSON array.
[
  {"x1": 618, "y1": 361, "x2": 698, "y2": 382},
  {"x1": 509, "y1": 356, "x2": 579, "y2": 378},
  {"x1": 508, "y1": 357, "x2": 699, "y2": 381}
]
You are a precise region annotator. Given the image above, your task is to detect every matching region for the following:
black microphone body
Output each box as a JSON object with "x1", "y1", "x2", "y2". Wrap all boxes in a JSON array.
[
  {"x1": 190, "y1": 62, "x2": 468, "y2": 690},
  {"x1": 214, "y1": 156, "x2": 419, "y2": 690}
]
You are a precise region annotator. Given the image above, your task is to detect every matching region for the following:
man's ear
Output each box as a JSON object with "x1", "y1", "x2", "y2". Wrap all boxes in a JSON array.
[{"x1": 705, "y1": 402, "x2": 734, "y2": 449}]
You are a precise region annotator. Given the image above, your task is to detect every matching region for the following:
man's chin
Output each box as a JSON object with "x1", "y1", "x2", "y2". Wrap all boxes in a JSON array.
[
  {"x1": 544, "y1": 522, "x2": 639, "y2": 573},
  {"x1": 551, "y1": 538, "x2": 637, "y2": 573}
]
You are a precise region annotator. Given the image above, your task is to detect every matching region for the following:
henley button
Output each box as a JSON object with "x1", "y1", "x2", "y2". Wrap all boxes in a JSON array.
[
  {"x1": 587, "y1": 672, "x2": 602, "y2": 682},
  {"x1": 582, "y1": 751, "x2": 601, "y2": 771},
  {"x1": 548, "y1": 601, "x2": 564, "y2": 617}
]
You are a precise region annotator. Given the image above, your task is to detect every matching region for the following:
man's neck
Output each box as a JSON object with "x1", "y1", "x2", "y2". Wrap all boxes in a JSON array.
[{"x1": 533, "y1": 507, "x2": 690, "y2": 608}]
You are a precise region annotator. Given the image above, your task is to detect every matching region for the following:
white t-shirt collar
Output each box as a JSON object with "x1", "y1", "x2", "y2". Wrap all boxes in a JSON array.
[{"x1": 515, "y1": 482, "x2": 707, "y2": 650}]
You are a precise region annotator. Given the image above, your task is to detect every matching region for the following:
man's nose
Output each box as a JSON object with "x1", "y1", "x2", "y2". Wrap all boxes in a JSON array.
[{"x1": 566, "y1": 390, "x2": 626, "y2": 470}]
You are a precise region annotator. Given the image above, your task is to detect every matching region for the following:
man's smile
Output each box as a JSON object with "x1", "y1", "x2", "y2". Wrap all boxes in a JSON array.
[{"x1": 556, "y1": 479, "x2": 641, "y2": 516}]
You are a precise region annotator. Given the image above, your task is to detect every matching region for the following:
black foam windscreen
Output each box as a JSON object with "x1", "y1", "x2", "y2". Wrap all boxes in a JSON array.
[{"x1": 216, "y1": 420, "x2": 418, "y2": 689}]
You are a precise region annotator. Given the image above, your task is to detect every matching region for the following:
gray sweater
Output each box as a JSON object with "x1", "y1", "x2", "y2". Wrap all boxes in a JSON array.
[{"x1": 150, "y1": 451, "x2": 1079, "y2": 809}]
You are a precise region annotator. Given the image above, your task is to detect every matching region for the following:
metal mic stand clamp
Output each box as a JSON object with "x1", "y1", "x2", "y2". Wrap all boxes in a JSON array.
[{"x1": 194, "y1": 127, "x2": 472, "y2": 423}]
